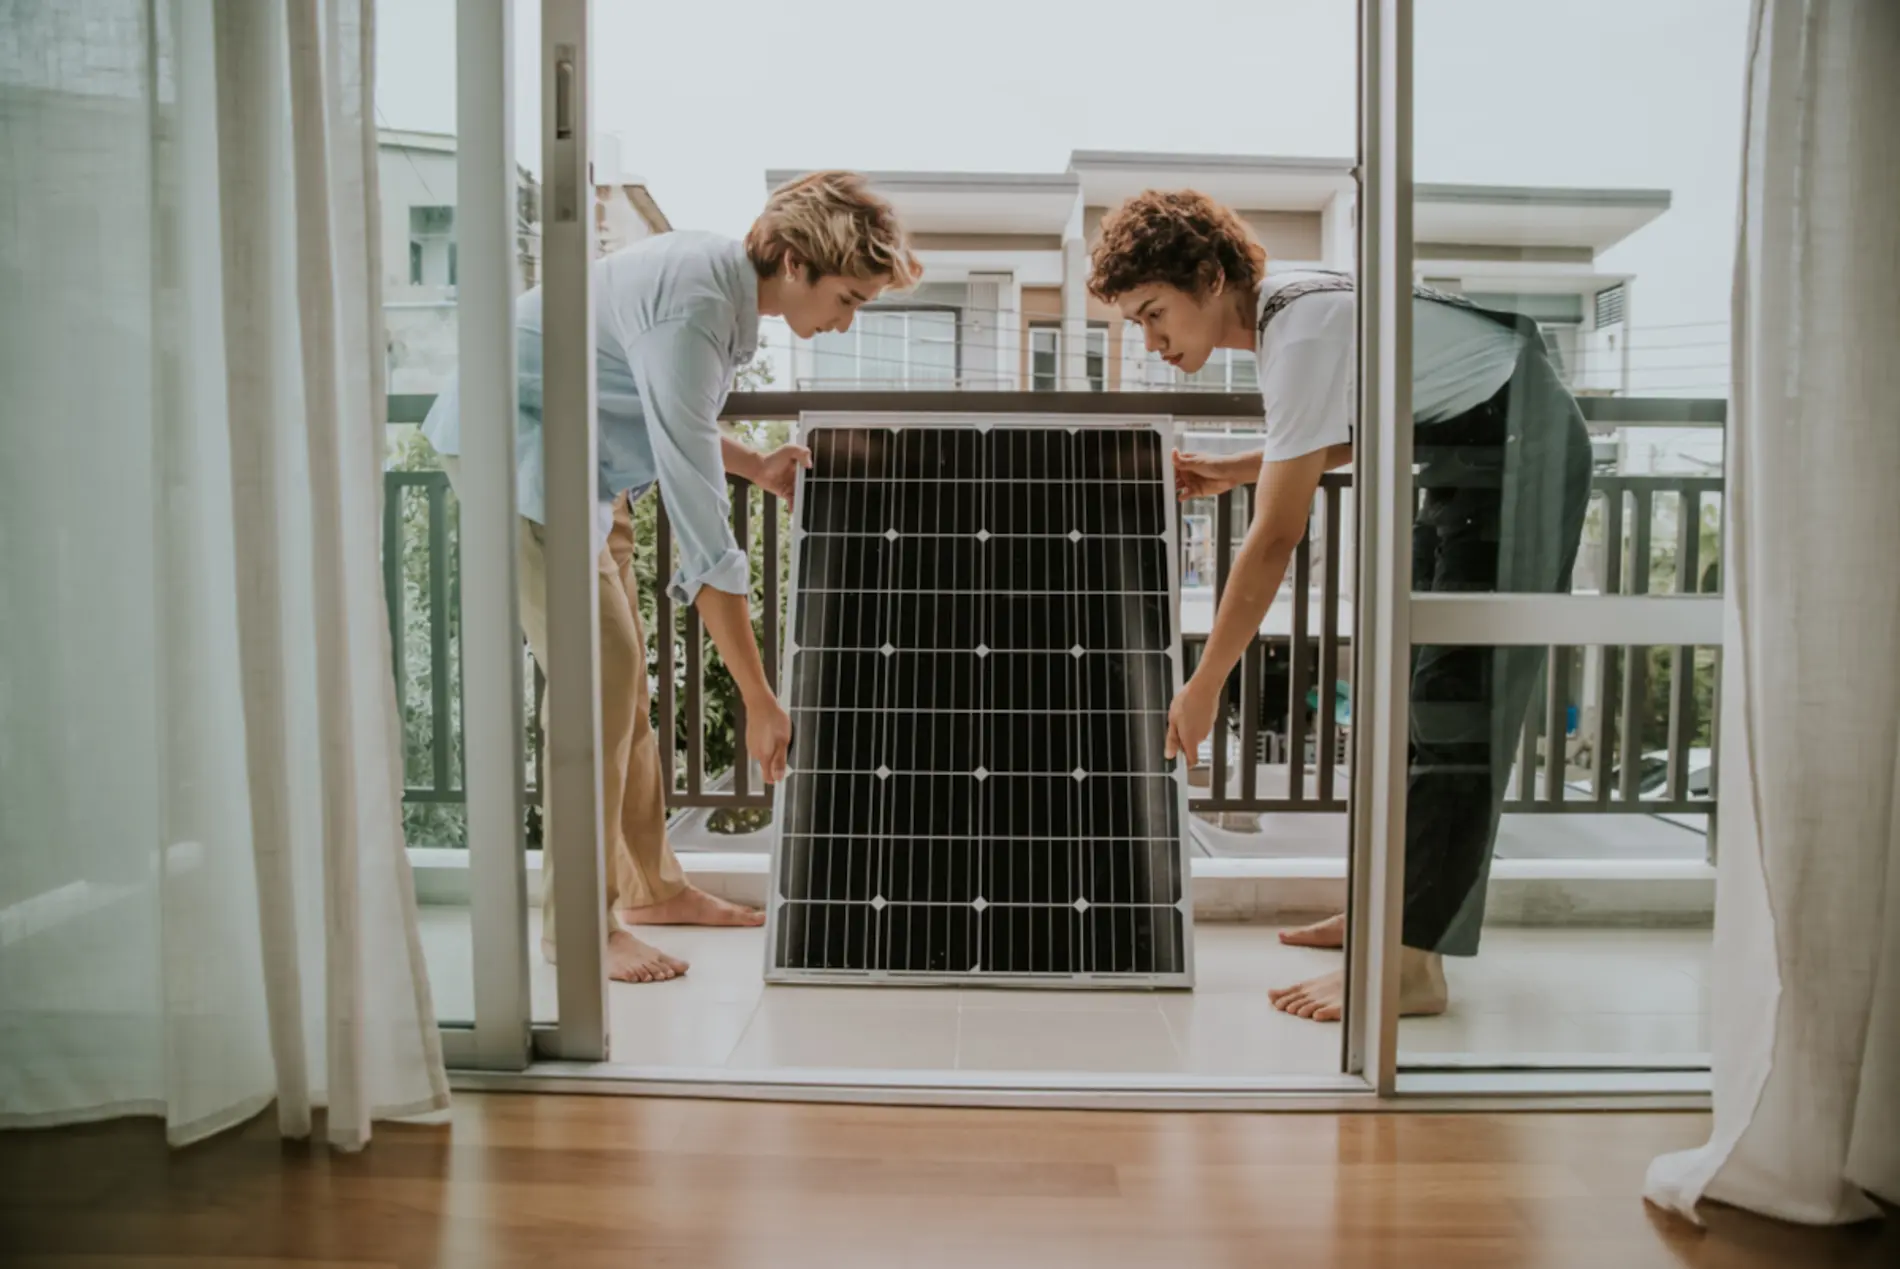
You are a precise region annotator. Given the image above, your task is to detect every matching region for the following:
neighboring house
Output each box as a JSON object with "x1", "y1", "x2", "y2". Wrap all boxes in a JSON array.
[
  {"x1": 378, "y1": 129, "x2": 668, "y2": 396},
  {"x1": 767, "y1": 151, "x2": 1668, "y2": 398},
  {"x1": 592, "y1": 131, "x2": 673, "y2": 255}
]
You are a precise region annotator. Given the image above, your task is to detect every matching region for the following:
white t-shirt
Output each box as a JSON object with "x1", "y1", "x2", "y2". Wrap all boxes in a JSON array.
[{"x1": 1252, "y1": 271, "x2": 1525, "y2": 463}]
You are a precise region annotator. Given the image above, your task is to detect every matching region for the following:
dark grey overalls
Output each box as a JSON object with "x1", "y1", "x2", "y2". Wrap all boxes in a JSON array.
[{"x1": 1260, "y1": 276, "x2": 1595, "y2": 955}]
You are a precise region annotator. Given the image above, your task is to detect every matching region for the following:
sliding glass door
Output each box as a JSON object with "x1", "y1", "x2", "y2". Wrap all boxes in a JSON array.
[
  {"x1": 1352, "y1": 0, "x2": 1735, "y2": 1092},
  {"x1": 416, "y1": 0, "x2": 611, "y2": 1070}
]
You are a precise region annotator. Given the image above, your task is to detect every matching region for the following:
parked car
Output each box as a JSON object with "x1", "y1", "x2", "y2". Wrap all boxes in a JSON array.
[{"x1": 1564, "y1": 748, "x2": 1713, "y2": 801}]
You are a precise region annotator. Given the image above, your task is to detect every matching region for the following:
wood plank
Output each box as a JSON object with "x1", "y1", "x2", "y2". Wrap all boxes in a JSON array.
[{"x1": 1, "y1": 1097, "x2": 1891, "y2": 1268}]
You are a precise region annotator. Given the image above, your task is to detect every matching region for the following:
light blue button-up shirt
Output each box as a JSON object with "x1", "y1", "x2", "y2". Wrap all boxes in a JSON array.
[{"x1": 423, "y1": 230, "x2": 758, "y2": 604}]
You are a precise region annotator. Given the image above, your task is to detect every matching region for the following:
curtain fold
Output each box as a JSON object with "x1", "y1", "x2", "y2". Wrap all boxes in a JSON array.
[
  {"x1": 1645, "y1": 0, "x2": 1900, "y2": 1226},
  {"x1": 0, "y1": 0, "x2": 447, "y2": 1151}
]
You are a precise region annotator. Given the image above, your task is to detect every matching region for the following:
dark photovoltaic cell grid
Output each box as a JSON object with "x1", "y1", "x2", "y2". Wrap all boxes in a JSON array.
[{"x1": 766, "y1": 421, "x2": 1192, "y2": 986}]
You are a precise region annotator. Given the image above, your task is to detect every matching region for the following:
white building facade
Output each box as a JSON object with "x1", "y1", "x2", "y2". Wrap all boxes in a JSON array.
[
  {"x1": 379, "y1": 129, "x2": 667, "y2": 397},
  {"x1": 769, "y1": 151, "x2": 1669, "y2": 399}
]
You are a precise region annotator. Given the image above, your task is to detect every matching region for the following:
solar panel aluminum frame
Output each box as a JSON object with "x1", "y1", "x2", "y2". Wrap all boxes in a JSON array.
[{"x1": 763, "y1": 412, "x2": 1196, "y2": 990}]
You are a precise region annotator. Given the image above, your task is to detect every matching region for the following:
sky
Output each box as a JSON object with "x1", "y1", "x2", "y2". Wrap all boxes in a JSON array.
[{"x1": 376, "y1": 0, "x2": 1748, "y2": 396}]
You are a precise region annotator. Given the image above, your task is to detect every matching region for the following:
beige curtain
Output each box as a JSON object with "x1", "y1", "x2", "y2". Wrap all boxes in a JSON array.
[
  {"x1": 1646, "y1": 0, "x2": 1900, "y2": 1225},
  {"x1": 0, "y1": 0, "x2": 447, "y2": 1149}
]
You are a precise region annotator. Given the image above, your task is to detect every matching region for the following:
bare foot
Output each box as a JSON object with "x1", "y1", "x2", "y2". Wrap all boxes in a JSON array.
[
  {"x1": 1269, "y1": 947, "x2": 1449, "y2": 1022},
  {"x1": 1269, "y1": 968, "x2": 1348, "y2": 1021},
  {"x1": 1279, "y1": 913, "x2": 1346, "y2": 949},
  {"x1": 541, "y1": 930, "x2": 691, "y2": 984},
  {"x1": 606, "y1": 929, "x2": 689, "y2": 984},
  {"x1": 622, "y1": 885, "x2": 765, "y2": 928}
]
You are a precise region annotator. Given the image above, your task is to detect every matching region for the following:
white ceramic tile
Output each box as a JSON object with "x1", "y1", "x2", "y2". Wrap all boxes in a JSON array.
[
  {"x1": 607, "y1": 997, "x2": 758, "y2": 1068},
  {"x1": 1399, "y1": 1009, "x2": 1710, "y2": 1059},
  {"x1": 1478, "y1": 925, "x2": 1714, "y2": 967},
  {"x1": 417, "y1": 907, "x2": 1715, "y2": 1073},
  {"x1": 635, "y1": 926, "x2": 769, "y2": 1004},
  {"x1": 956, "y1": 1005, "x2": 1181, "y2": 1074},
  {"x1": 759, "y1": 983, "x2": 960, "y2": 1012},
  {"x1": 1444, "y1": 948, "x2": 1704, "y2": 1016},
  {"x1": 726, "y1": 999, "x2": 960, "y2": 1071},
  {"x1": 1189, "y1": 924, "x2": 1342, "y2": 995},
  {"x1": 417, "y1": 906, "x2": 476, "y2": 1023},
  {"x1": 957, "y1": 985, "x2": 1172, "y2": 1013},
  {"x1": 1159, "y1": 995, "x2": 1345, "y2": 1076}
]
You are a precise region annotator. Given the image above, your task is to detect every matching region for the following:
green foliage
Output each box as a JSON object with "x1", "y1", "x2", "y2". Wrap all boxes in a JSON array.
[
  {"x1": 1579, "y1": 492, "x2": 1722, "y2": 762},
  {"x1": 387, "y1": 424, "x2": 469, "y2": 848}
]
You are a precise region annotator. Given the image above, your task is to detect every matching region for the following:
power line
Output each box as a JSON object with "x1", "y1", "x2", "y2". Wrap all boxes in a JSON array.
[{"x1": 377, "y1": 106, "x2": 442, "y2": 207}]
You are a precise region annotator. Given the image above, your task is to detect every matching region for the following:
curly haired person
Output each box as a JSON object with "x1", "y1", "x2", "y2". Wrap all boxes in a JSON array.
[{"x1": 1092, "y1": 190, "x2": 1592, "y2": 1020}]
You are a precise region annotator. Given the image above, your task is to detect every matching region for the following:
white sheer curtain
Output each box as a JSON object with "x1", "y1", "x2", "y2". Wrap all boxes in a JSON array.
[
  {"x1": 1646, "y1": 0, "x2": 1899, "y2": 1226},
  {"x1": 0, "y1": 0, "x2": 447, "y2": 1149}
]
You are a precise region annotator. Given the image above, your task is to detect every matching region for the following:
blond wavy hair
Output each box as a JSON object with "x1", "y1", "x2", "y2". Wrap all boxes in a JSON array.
[{"x1": 745, "y1": 171, "x2": 921, "y2": 289}]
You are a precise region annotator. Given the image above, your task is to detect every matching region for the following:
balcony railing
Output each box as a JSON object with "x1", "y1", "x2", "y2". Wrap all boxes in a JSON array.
[{"x1": 383, "y1": 391, "x2": 1723, "y2": 840}]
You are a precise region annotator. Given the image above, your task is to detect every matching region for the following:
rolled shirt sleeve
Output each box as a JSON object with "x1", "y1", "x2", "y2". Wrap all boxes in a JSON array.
[
  {"x1": 623, "y1": 315, "x2": 750, "y2": 605},
  {"x1": 1255, "y1": 292, "x2": 1356, "y2": 463}
]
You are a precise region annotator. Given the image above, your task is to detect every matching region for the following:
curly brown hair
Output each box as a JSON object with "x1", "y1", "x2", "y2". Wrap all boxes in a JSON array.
[{"x1": 1088, "y1": 189, "x2": 1267, "y2": 303}]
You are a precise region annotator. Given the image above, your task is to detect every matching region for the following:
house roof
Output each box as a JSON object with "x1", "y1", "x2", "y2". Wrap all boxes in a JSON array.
[
  {"x1": 1414, "y1": 182, "x2": 1672, "y2": 253},
  {"x1": 765, "y1": 169, "x2": 1082, "y2": 235},
  {"x1": 378, "y1": 128, "x2": 458, "y2": 155},
  {"x1": 620, "y1": 184, "x2": 671, "y2": 235},
  {"x1": 1070, "y1": 150, "x2": 1354, "y2": 212},
  {"x1": 766, "y1": 150, "x2": 1670, "y2": 254}
]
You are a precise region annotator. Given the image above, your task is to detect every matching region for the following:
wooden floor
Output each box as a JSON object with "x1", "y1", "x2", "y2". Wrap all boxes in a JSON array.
[{"x1": 2, "y1": 1095, "x2": 1893, "y2": 1268}]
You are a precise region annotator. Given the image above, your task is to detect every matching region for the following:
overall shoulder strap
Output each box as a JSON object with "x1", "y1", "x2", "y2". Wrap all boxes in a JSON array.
[{"x1": 1257, "y1": 270, "x2": 1538, "y2": 339}]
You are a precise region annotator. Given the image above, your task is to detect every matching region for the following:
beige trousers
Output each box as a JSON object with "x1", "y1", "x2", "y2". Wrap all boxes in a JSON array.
[{"x1": 440, "y1": 458, "x2": 686, "y2": 946}]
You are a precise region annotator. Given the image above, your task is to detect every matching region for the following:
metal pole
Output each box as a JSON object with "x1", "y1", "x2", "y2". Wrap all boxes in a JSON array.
[
  {"x1": 538, "y1": 0, "x2": 607, "y2": 1061},
  {"x1": 456, "y1": 0, "x2": 531, "y2": 1069},
  {"x1": 1344, "y1": 0, "x2": 1413, "y2": 1098}
]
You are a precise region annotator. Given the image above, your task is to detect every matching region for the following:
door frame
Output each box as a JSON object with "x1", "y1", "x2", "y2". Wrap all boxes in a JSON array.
[
  {"x1": 459, "y1": 0, "x2": 1721, "y2": 1101},
  {"x1": 533, "y1": 0, "x2": 611, "y2": 1062},
  {"x1": 442, "y1": 0, "x2": 532, "y2": 1072},
  {"x1": 1346, "y1": 0, "x2": 1724, "y2": 1095}
]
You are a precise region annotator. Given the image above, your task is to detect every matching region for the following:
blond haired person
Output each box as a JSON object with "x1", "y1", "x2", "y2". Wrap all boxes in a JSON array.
[{"x1": 426, "y1": 173, "x2": 920, "y2": 983}]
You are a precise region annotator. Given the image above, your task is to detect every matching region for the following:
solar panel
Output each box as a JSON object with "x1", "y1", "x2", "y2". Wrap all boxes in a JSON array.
[{"x1": 765, "y1": 416, "x2": 1194, "y2": 988}]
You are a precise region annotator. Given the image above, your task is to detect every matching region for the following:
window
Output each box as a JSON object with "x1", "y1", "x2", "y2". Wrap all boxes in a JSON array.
[
  {"x1": 1029, "y1": 325, "x2": 1060, "y2": 391},
  {"x1": 1121, "y1": 320, "x2": 1161, "y2": 388},
  {"x1": 1031, "y1": 323, "x2": 1113, "y2": 391},
  {"x1": 810, "y1": 308, "x2": 960, "y2": 387},
  {"x1": 1178, "y1": 347, "x2": 1260, "y2": 391},
  {"x1": 1539, "y1": 323, "x2": 1580, "y2": 382},
  {"x1": 408, "y1": 205, "x2": 456, "y2": 287},
  {"x1": 1595, "y1": 282, "x2": 1627, "y2": 327},
  {"x1": 1085, "y1": 324, "x2": 1108, "y2": 392}
]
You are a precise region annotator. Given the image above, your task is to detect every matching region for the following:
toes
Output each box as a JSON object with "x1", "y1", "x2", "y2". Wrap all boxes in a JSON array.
[{"x1": 611, "y1": 955, "x2": 682, "y2": 984}]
